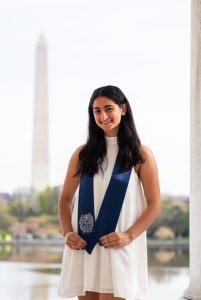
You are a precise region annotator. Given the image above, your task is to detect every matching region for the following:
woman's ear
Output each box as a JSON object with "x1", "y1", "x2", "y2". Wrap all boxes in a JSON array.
[{"x1": 121, "y1": 103, "x2": 127, "y2": 116}]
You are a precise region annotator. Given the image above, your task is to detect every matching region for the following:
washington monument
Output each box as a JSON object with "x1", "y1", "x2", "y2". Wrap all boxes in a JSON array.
[{"x1": 31, "y1": 33, "x2": 49, "y2": 192}]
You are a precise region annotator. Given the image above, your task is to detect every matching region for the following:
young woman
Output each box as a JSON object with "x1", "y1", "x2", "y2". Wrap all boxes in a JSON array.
[{"x1": 58, "y1": 85, "x2": 161, "y2": 300}]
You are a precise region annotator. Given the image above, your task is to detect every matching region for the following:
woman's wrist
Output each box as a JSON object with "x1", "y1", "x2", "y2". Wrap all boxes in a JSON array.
[
  {"x1": 63, "y1": 232, "x2": 70, "y2": 243},
  {"x1": 62, "y1": 226, "x2": 73, "y2": 237},
  {"x1": 125, "y1": 229, "x2": 135, "y2": 242},
  {"x1": 63, "y1": 232, "x2": 72, "y2": 243}
]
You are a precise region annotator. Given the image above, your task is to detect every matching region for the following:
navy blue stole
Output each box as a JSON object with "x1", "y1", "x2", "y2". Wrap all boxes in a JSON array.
[{"x1": 78, "y1": 152, "x2": 132, "y2": 254}]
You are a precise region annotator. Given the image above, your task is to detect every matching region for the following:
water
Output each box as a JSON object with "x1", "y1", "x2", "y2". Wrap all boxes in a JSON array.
[{"x1": 0, "y1": 243, "x2": 189, "y2": 300}]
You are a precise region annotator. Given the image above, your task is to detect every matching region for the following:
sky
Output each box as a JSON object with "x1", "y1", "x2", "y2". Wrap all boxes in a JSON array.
[{"x1": 0, "y1": 0, "x2": 191, "y2": 196}]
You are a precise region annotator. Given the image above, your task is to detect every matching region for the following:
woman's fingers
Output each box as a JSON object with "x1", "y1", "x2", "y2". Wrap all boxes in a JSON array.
[
  {"x1": 100, "y1": 232, "x2": 131, "y2": 248},
  {"x1": 100, "y1": 232, "x2": 116, "y2": 244},
  {"x1": 66, "y1": 239, "x2": 85, "y2": 250},
  {"x1": 65, "y1": 231, "x2": 131, "y2": 250},
  {"x1": 65, "y1": 232, "x2": 87, "y2": 250},
  {"x1": 101, "y1": 238, "x2": 119, "y2": 248},
  {"x1": 74, "y1": 232, "x2": 87, "y2": 245},
  {"x1": 66, "y1": 240, "x2": 79, "y2": 250},
  {"x1": 102, "y1": 240, "x2": 118, "y2": 248},
  {"x1": 69, "y1": 234, "x2": 85, "y2": 246}
]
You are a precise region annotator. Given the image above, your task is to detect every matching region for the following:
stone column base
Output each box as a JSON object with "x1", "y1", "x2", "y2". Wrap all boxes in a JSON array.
[{"x1": 180, "y1": 295, "x2": 201, "y2": 300}]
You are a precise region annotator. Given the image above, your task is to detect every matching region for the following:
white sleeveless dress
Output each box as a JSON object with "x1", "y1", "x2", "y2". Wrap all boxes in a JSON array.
[{"x1": 58, "y1": 136, "x2": 148, "y2": 300}]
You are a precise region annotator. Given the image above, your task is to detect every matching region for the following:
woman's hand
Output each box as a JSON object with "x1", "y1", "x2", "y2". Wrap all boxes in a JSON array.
[
  {"x1": 64, "y1": 232, "x2": 87, "y2": 250},
  {"x1": 99, "y1": 232, "x2": 133, "y2": 249}
]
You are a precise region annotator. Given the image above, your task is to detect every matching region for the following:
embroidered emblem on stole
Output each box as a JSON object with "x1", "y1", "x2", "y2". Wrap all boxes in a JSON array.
[{"x1": 79, "y1": 213, "x2": 94, "y2": 233}]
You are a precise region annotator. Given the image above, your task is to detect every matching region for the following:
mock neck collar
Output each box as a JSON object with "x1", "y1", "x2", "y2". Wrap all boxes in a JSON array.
[{"x1": 104, "y1": 135, "x2": 118, "y2": 144}]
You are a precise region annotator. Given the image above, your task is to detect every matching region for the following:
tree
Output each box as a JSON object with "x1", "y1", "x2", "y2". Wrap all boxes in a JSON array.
[
  {"x1": 0, "y1": 205, "x2": 16, "y2": 235},
  {"x1": 9, "y1": 199, "x2": 31, "y2": 222},
  {"x1": 37, "y1": 186, "x2": 60, "y2": 215},
  {"x1": 147, "y1": 199, "x2": 189, "y2": 238}
]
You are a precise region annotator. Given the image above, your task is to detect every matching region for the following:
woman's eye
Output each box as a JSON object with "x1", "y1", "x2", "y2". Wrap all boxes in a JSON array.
[
  {"x1": 94, "y1": 109, "x2": 100, "y2": 114},
  {"x1": 105, "y1": 107, "x2": 113, "y2": 112}
]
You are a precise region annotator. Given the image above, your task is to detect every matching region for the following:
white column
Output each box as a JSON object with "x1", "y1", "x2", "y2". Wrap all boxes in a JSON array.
[{"x1": 181, "y1": 0, "x2": 201, "y2": 299}]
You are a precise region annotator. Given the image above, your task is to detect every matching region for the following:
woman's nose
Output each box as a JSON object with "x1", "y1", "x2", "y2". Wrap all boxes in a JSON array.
[{"x1": 100, "y1": 110, "x2": 108, "y2": 121}]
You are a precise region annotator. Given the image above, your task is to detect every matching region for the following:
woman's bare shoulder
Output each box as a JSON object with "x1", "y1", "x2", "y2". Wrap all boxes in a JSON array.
[
  {"x1": 70, "y1": 144, "x2": 85, "y2": 163},
  {"x1": 138, "y1": 144, "x2": 161, "y2": 207},
  {"x1": 135, "y1": 145, "x2": 156, "y2": 178},
  {"x1": 63, "y1": 144, "x2": 85, "y2": 182},
  {"x1": 72, "y1": 144, "x2": 85, "y2": 156},
  {"x1": 139, "y1": 144, "x2": 158, "y2": 175},
  {"x1": 140, "y1": 144, "x2": 155, "y2": 161}
]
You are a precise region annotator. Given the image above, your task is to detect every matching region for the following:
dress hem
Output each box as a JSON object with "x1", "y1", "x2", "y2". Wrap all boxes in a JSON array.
[{"x1": 58, "y1": 288, "x2": 147, "y2": 300}]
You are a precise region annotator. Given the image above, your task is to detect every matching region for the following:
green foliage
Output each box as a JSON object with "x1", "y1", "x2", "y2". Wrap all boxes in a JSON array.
[
  {"x1": 37, "y1": 186, "x2": 60, "y2": 215},
  {"x1": 147, "y1": 198, "x2": 189, "y2": 238},
  {"x1": 0, "y1": 190, "x2": 189, "y2": 240},
  {"x1": 26, "y1": 214, "x2": 59, "y2": 227},
  {"x1": 0, "y1": 204, "x2": 10, "y2": 213},
  {"x1": 9, "y1": 199, "x2": 31, "y2": 221},
  {"x1": 0, "y1": 186, "x2": 60, "y2": 236},
  {"x1": 0, "y1": 209, "x2": 16, "y2": 235}
]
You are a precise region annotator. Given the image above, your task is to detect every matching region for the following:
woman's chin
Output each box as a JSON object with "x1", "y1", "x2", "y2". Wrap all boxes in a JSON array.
[
  {"x1": 102, "y1": 126, "x2": 119, "y2": 136},
  {"x1": 101, "y1": 124, "x2": 113, "y2": 131}
]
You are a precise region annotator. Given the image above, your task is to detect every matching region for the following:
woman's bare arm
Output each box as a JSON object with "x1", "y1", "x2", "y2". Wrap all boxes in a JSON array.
[
  {"x1": 125, "y1": 145, "x2": 161, "y2": 240},
  {"x1": 58, "y1": 145, "x2": 83, "y2": 236}
]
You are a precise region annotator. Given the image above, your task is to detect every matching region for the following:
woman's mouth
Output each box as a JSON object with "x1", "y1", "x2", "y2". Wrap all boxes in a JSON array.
[{"x1": 102, "y1": 119, "x2": 112, "y2": 125}]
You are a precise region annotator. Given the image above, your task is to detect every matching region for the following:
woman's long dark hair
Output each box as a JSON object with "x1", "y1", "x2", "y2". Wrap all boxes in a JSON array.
[{"x1": 75, "y1": 85, "x2": 145, "y2": 176}]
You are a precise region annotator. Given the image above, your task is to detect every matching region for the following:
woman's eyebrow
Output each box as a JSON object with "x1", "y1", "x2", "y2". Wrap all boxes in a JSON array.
[{"x1": 93, "y1": 105, "x2": 114, "y2": 110}]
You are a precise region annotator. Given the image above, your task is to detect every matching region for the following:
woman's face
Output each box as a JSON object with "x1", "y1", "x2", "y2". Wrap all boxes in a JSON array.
[{"x1": 92, "y1": 96, "x2": 126, "y2": 137}]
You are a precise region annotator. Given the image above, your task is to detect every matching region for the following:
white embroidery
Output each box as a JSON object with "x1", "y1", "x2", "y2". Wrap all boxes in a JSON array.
[{"x1": 79, "y1": 213, "x2": 94, "y2": 233}]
